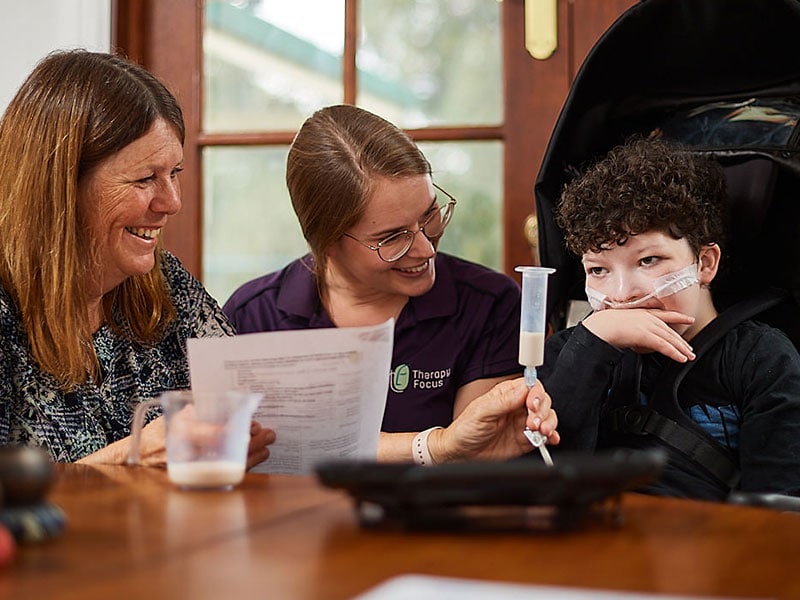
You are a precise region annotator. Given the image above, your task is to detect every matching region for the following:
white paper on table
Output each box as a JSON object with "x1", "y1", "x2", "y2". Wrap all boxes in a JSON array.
[
  {"x1": 353, "y1": 575, "x2": 761, "y2": 600},
  {"x1": 186, "y1": 319, "x2": 394, "y2": 475}
]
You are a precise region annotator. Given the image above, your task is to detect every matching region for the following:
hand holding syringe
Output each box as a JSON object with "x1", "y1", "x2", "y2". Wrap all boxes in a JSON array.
[{"x1": 515, "y1": 266, "x2": 555, "y2": 466}]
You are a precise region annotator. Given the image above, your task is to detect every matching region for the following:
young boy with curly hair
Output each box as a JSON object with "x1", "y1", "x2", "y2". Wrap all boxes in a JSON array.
[{"x1": 539, "y1": 136, "x2": 800, "y2": 500}]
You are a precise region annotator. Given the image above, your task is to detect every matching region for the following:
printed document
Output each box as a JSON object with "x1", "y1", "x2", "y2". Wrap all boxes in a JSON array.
[
  {"x1": 187, "y1": 320, "x2": 394, "y2": 474},
  {"x1": 354, "y1": 575, "x2": 751, "y2": 600}
]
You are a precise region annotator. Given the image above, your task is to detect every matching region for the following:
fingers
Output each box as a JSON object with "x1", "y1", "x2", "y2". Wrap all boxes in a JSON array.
[
  {"x1": 540, "y1": 408, "x2": 559, "y2": 444},
  {"x1": 246, "y1": 422, "x2": 275, "y2": 470},
  {"x1": 246, "y1": 446, "x2": 270, "y2": 470},
  {"x1": 645, "y1": 322, "x2": 695, "y2": 362},
  {"x1": 475, "y1": 378, "x2": 529, "y2": 416},
  {"x1": 248, "y1": 421, "x2": 276, "y2": 450},
  {"x1": 525, "y1": 385, "x2": 559, "y2": 443},
  {"x1": 634, "y1": 310, "x2": 695, "y2": 361},
  {"x1": 131, "y1": 416, "x2": 168, "y2": 467},
  {"x1": 527, "y1": 395, "x2": 543, "y2": 430},
  {"x1": 584, "y1": 308, "x2": 696, "y2": 362},
  {"x1": 648, "y1": 308, "x2": 696, "y2": 325}
]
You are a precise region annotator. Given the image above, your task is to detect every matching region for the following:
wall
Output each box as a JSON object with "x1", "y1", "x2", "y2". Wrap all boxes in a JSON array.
[{"x1": 0, "y1": 0, "x2": 110, "y2": 112}]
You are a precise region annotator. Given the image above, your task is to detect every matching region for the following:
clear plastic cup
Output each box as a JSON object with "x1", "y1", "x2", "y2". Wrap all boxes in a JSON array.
[{"x1": 128, "y1": 390, "x2": 261, "y2": 491}]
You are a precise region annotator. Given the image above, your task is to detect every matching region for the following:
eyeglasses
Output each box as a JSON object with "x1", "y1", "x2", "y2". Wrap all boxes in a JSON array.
[{"x1": 344, "y1": 183, "x2": 457, "y2": 263}]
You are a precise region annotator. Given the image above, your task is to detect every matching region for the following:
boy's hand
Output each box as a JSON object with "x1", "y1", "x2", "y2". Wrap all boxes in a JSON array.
[{"x1": 583, "y1": 308, "x2": 696, "y2": 363}]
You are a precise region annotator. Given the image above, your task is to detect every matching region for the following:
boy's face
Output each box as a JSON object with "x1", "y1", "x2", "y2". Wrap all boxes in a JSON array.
[{"x1": 582, "y1": 230, "x2": 719, "y2": 336}]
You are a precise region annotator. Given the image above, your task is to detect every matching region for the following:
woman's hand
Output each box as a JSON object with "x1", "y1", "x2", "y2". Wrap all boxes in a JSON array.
[
  {"x1": 78, "y1": 416, "x2": 275, "y2": 469},
  {"x1": 129, "y1": 415, "x2": 169, "y2": 466},
  {"x1": 165, "y1": 411, "x2": 275, "y2": 471},
  {"x1": 150, "y1": 416, "x2": 275, "y2": 470},
  {"x1": 246, "y1": 421, "x2": 275, "y2": 470},
  {"x1": 429, "y1": 378, "x2": 559, "y2": 463},
  {"x1": 127, "y1": 417, "x2": 274, "y2": 470},
  {"x1": 76, "y1": 416, "x2": 168, "y2": 467}
]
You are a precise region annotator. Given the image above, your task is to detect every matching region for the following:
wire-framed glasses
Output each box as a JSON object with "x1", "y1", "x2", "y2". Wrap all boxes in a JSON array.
[{"x1": 344, "y1": 183, "x2": 457, "y2": 263}]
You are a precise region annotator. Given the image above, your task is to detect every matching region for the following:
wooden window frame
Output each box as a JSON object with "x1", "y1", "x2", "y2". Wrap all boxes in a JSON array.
[{"x1": 112, "y1": 0, "x2": 629, "y2": 282}]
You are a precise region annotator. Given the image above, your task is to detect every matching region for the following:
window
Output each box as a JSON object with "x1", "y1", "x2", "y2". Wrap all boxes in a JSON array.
[
  {"x1": 200, "y1": 0, "x2": 503, "y2": 304},
  {"x1": 113, "y1": 0, "x2": 630, "y2": 304}
]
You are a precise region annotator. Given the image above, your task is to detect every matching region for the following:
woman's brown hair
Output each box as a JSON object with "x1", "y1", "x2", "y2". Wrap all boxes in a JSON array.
[{"x1": 0, "y1": 50, "x2": 184, "y2": 388}]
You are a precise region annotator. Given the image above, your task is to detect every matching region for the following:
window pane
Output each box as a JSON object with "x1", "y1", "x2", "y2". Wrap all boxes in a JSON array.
[
  {"x1": 357, "y1": 0, "x2": 502, "y2": 128},
  {"x1": 203, "y1": 142, "x2": 502, "y2": 305},
  {"x1": 419, "y1": 141, "x2": 503, "y2": 270},
  {"x1": 202, "y1": 146, "x2": 308, "y2": 305},
  {"x1": 203, "y1": 0, "x2": 344, "y2": 133}
]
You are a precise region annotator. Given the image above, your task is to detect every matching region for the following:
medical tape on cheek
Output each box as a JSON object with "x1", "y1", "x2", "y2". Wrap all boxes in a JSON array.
[
  {"x1": 652, "y1": 263, "x2": 700, "y2": 298},
  {"x1": 585, "y1": 285, "x2": 609, "y2": 311},
  {"x1": 585, "y1": 263, "x2": 699, "y2": 310}
]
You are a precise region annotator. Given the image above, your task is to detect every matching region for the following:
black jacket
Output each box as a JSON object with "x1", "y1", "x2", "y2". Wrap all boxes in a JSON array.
[{"x1": 540, "y1": 319, "x2": 800, "y2": 500}]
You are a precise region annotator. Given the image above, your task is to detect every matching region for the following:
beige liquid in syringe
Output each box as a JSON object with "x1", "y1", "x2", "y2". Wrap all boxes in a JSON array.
[{"x1": 519, "y1": 331, "x2": 546, "y2": 367}]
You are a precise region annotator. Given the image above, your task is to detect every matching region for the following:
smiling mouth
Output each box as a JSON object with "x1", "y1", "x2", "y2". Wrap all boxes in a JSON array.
[
  {"x1": 125, "y1": 227, "x2": 160, "y2": 240},
  {"x1": 395, "y1": 262, "x2": 428, "y2": 274}
]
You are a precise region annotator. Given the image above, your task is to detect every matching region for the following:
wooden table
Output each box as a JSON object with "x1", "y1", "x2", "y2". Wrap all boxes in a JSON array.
[{"x1": 2, "y1": 464, "x2": 799, "y2": 599}]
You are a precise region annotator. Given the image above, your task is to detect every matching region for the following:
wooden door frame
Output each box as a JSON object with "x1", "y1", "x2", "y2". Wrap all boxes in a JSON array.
[
  {"x1": 502, "y1": 0, "x2": 573, "y2": 273},
  {"x1": 113, "y1": 0, "x2": 204, "y2": 277}
]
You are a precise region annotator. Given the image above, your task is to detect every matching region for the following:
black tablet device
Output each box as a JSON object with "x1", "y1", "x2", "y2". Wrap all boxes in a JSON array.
[{"x1": 315, "y1": 448, "x2": 667, "y2": 531}]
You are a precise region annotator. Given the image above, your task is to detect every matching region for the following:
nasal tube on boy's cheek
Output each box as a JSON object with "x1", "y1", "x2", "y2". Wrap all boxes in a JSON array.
[{"x1": 585, "y1": 263, "x2": 700, "y2": 311}]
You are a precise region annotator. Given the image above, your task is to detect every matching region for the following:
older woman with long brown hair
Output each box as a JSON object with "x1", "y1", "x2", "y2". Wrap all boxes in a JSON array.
[{"x1": 0, "y1": 50, "x2": 274, "y2": 467}]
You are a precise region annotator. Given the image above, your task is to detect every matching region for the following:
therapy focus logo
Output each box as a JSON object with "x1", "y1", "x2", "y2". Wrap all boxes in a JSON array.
[{"x1": 390, "y1": 364, "x2": 451, "y2": 392}]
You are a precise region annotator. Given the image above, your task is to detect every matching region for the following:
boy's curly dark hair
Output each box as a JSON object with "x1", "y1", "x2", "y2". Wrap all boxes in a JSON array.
[{"x1": 556, "y1": 137, "x2": 728, "y2": 257}]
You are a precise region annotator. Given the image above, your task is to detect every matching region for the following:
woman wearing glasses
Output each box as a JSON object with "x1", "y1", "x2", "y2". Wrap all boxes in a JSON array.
[{"x1": 224, "y1": 104, "x2": 559, "y2": 464}]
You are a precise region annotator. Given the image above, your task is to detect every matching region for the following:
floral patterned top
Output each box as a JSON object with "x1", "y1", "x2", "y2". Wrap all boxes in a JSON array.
[{"x1": 0, "y1": 251, "x2": 233, "y2": 462}]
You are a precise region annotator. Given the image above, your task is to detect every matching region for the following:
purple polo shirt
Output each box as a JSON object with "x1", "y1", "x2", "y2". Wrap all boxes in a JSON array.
[{"x1": 223, "y1": 253, "x2": 522, "y2": 432}]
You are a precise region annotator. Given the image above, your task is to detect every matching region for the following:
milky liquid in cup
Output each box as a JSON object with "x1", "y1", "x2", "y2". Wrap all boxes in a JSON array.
[
  {"x1": 518, "y1": 331, "x2": 545, "y2": 367},
  {"x1": 168, "y1": 460, "x2": 245, "y2": 489}
]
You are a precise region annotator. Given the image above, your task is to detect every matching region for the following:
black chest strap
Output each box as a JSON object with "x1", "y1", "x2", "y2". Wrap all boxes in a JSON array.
[{"x1": 607, "y1": 405, "x2": 740, "y2": 488}]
